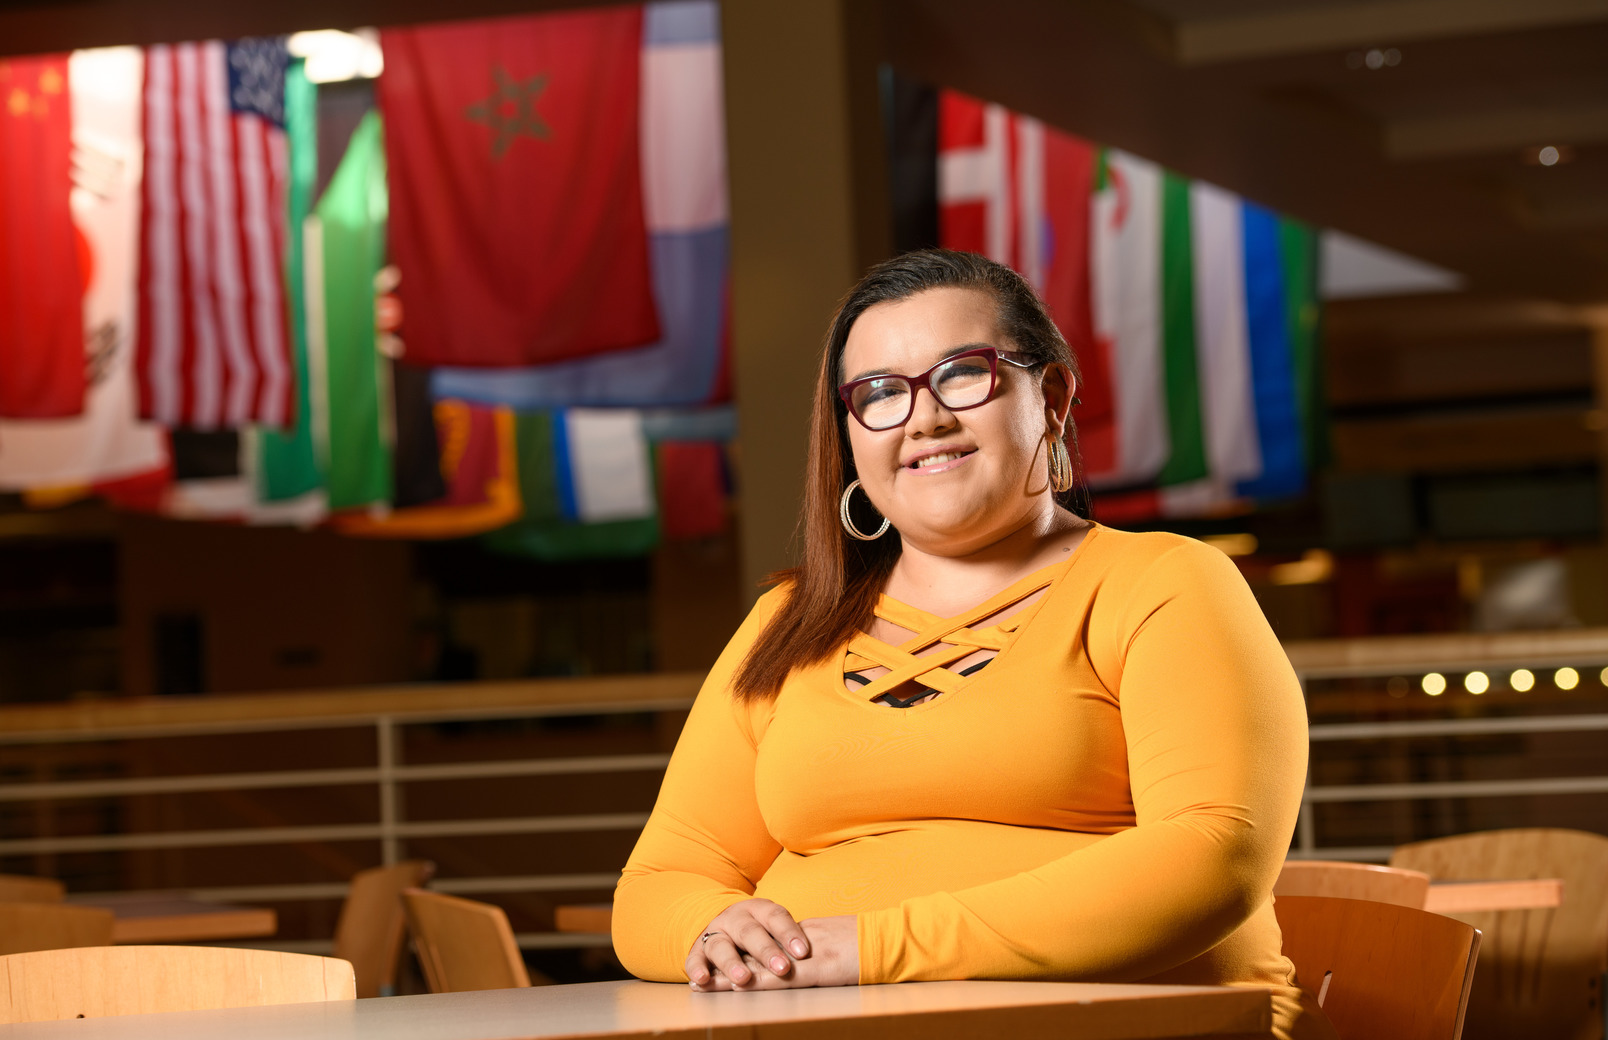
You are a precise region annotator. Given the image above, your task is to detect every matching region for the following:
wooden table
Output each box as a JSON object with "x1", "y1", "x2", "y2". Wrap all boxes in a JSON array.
[
  {"x1": 1423, "y1": 878, "x2": 1563, "y2": 914},
  {"x1": 0, "y1": 979, "x2": 1274, "y2": 1039},
  {"x1": 67, "y1": 895, "x2": 277, "y2": 945}
]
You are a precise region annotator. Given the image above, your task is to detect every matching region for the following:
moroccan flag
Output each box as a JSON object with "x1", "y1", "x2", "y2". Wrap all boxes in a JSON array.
[
  {"x1": 430, "y1": 0, "x2": 727, "y2": 409},
  {"x1": 136, "y1": 38, "x2": 295, "y2": 430},
  {"x1": 936, "y1": 90, "x2": 1110, "y2": 474},
  {"x1": 0, "y1": 53, "x2": 84, "y2": 419},
  {"x1": 379, "y1": 6, "x2": 660, "y2": 368}
]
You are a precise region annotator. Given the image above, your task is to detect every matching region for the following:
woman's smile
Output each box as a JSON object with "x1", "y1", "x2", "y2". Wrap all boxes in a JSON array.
[{"x1": 903, "y1": 446, "x2": 976, "y2": 473}]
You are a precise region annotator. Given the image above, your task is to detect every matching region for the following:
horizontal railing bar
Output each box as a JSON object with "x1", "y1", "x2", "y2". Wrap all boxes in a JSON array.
[
  {"x1": 0, "y1": 767, "x2": 382, "y2": 802},
  {"x1": 0, "y1": 698, "x2": 695, "y2": 746},
  {"x1": 1293, "y1": 657, "x2": 1608, "y2": 680},
  {"x1": 70, "y1": 873, "x2": 625, "y2": 905},
  {"x1": 1306, "y1": 775, "x2": 1608, "y2": 803},
  {"x1": 392, "y1": 813, "x2": 650, "y2": 839},
  {"x1": 397, "y1": 754, "x2": 671, "y2": 783},
  {"x1": 0, "y1": 754, "x2": 672, "y2": 803},
  {"x1": 0, "y1": 813, "x2": 651, "y2": 856},
  {"x1": 1284, "y1": 846, "x2": 1393, "y2": 862},
  {"x1": 1309, "y1": 713, "x2": 1608, "y2": 742},
  {"x1": 434, "y1": 874, "x2": 621, "y2": 895}
]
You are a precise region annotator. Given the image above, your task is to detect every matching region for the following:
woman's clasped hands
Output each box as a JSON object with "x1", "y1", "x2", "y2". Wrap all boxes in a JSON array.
[{"x1": 685, "y1": 899, "x2": 858, "y2": 991}]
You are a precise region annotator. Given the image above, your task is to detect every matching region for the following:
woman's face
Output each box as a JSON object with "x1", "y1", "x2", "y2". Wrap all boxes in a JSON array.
[{"x1": 839, "y1": 287, "x2": 1070, "y2": 557}]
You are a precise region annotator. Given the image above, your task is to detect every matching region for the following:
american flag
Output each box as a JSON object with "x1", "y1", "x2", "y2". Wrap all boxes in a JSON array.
[{"x1": 136, "y1": 37, "x2": 292, "y2": 429}]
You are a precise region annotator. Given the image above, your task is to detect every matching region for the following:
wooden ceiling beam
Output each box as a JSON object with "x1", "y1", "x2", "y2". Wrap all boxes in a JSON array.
[
  {"x1": 1386, "y1": 104, "x2": 1608, "y2": 160},
  {"x1": 1173, "y1": 0, "x2": 1608, "y2": 66}
]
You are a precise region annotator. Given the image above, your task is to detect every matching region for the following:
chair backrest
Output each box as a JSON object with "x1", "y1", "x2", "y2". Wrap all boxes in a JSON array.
[
  {"x1": 1390, "y1": 828, "x2": 1608, "y2": 1040},
  {"x1": 401, "y1": 888, "x2": 530, "y2": 993},
  {"x1": 331, "y1": 859, "x2": 436, "y2": 997},
  {"x1": 0, "y1": 902, "x2": 114, "y2": 956},
  {"x1": 0, "y1": 875, "x2": 65, "y2": 903},
  {"x1": 1275, "y1": 860, "x2": 1431, "y2": 908},
  {"x1": 0, "y1": 946, "x2": 356, "y2": 1024},
  {"x1": 1275, "y1": 895, "x2": 1480, "y2": 1040}
]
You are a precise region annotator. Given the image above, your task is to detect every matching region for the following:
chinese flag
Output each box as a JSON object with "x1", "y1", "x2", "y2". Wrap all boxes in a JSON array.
[
  {"x1": 379, "y1": 7, "x2": 660, "y2": 368},
  {"x1": 0, "y1": 55, "x2": 84, "y2": 417}
]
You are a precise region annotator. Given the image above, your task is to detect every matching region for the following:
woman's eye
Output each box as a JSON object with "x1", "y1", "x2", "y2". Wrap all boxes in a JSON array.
[
  {"x1": 862, "y1": 382, "x2": 907, "y2": 404},
  {"x1": 936, "y1": 362, "x2": 989, "y2": 386}
]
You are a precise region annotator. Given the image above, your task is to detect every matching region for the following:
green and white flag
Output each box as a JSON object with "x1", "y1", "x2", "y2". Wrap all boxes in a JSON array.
[{"x1": 306, "y1": 110, "x2": 393, "y2": 511}]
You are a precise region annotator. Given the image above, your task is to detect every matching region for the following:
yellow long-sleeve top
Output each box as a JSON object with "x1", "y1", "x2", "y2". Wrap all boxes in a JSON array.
[{"x1": 615, "y1": 526, "x2": 1330, "y2": 1040}]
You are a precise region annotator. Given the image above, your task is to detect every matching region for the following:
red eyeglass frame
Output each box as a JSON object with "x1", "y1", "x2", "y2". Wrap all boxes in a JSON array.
[{"x1": 836, "y1": 347, "x2": 1038, "y2": 431}]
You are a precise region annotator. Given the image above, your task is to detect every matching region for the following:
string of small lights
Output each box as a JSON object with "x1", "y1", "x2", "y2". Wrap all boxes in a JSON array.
[{"x1": 1392, "y1": 666, "x2": 1608, "y2": 698}]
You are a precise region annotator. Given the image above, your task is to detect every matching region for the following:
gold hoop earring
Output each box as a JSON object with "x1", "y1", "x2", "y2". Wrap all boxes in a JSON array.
[
  {"x1": 839, "y1": 479, "x2": 890, "y2": 541},
  {"x1": 1047, "y1": 436, "x2": 1075, "y2": 494}
]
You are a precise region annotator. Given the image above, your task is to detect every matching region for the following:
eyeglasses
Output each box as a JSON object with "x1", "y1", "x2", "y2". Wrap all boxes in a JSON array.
[{"x1": 837, "y1": 347, "x2": 1037, "y2": 431}]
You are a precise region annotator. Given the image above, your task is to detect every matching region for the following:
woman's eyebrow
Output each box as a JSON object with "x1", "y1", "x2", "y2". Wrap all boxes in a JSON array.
[{"x1": 845, "y1": 341, "x2": 996, "y2": 384}]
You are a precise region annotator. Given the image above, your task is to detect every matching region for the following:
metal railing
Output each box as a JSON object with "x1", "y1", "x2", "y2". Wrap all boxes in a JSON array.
[
  {"x1": 1285, "y1": 628, "x2": 1608, "y2": 861},
  {"x1": 0, "y1": 675, "x2": 701, "y2": 949},
  {"x1": 4, "y1": 629, "x2": 1607, "y2": 948}
]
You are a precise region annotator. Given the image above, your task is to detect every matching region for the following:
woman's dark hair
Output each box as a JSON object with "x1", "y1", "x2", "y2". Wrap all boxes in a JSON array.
[{"x1": 731, "y1": 249, "x2": 1087, "y2": 701}]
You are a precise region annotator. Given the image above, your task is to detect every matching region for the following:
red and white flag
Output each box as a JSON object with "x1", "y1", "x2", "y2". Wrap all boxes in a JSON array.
[
  {"x1": 136, "y1": 37, "x2": 293, "y2": 430},
  {"x1": 936, "y1": 90, "x2": 1113, "y2": 474},
  {"x1": 0, "y1": 53, "x2": 84, "y2": 419}
]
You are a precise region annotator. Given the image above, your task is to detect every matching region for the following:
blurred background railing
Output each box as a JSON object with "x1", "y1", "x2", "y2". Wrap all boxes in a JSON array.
[
  {"x1": 1287, "y1": 628, "x2": 1608, "y2": 861},
  {"x1": 0, "y1": 675, "x2": 699, "y2": 957},
  {"x1": 6, "y1": 628, "x2": 1606, "y2": 957}
]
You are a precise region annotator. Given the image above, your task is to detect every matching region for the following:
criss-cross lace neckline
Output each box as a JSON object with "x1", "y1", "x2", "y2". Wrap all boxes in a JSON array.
[{"x1": 841, "y1": 550, "x2": 1081, "y2": 706}]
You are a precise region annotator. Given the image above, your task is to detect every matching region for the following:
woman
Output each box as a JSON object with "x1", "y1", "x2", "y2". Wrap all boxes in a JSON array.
[{"x1": 613, "y1": 250, "x2": 1331, "y2": 1039}]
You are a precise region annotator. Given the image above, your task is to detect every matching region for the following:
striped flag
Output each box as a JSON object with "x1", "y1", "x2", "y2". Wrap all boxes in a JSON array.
[
  {"x1": 935, "y1": 89, "x2": 1323, "y2": 522},
  {"x1": 936, "y1": 90, "x2": 1110, "y2": 475},
  {"x1": 136, "y1": 37, "x2": 293, "y2": 430}
]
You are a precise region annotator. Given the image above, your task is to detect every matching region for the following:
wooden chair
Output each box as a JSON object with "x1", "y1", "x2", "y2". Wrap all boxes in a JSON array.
[
  {"x1": 0, "y1": 902, "x2": 114, "y2": 955},
  {"x1": 401, "y1": 888, "x2": 530, "y2": 993},
  {"x1": 1276, "y1": 860, "x2": 1431, "y2": 908},
  {"x1": 0, "y1": 874, "x2": 65, "y2": 903},
  {"x1": 331, "y1": 859, "x2": 436, "y2": 997},
  {"x1": 0, "y1": 946, "x2": 355, "y2": 1024},
  {"x1": 1391, "y1": 828, "x2": 1608, "y2": 1040},
  {"x1": 1275, "y1": 895, "x2": 1480, "y2": 1040}
]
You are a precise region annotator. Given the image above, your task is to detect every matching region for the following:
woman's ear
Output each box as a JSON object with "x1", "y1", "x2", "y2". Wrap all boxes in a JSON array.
[{"x1": 1042, "y1": 363, "x2": 1077, "y2": 437}]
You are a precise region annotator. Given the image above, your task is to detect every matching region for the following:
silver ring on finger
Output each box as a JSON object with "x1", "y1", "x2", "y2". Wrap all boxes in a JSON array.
[{"x1": 700, "y1": 931, "x2": 721, "y2": 944}]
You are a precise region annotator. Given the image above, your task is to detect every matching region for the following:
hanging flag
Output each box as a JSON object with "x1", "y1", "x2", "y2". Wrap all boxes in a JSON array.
[
  {"x1": 333, "y1": 399, "x2": 520, "y2": 538},
  {"x1": 255, "y1": 57, "x2": 321, "y2": 502},
  {"x1": 935, "y1": 89, "x2": 1112, "y2": 474},
  {"x1": 429, "y1": 0, "x2": 726, "y2": 408},
  {"x1": 306, "y1": 109, "x2": 391, "y2": 511},
  {"x1": 379, "y1": 5, "x2": 659, "y2": 369},
  {"x1": 1279, "y1": 216, "x2": 1327, "y2": 471},
  {"x1": 656, "y1": 440, "x2": 727, "y2": 540},
  {"x1": 1152, "y1": 180, "x2": 1263, "y2": 517},
  {"x1": 0, "y1": 53, "x2": 84, "y2": 419},
  {"x1": 1156, "y1": 170, "x2": 1207, "y2": 487},
  {"x1": 0, "y1": 48, "x2": 168, "y2": 490},
  {"x1": 135, "y1": 37, "x2": 294, "y2": 429},
  {"x1": 485, "y1": 409, "x2": 659, "y2": 561},
  {"x1": 1087, "y1": 149, "x2": 1169, "y2": 490},
  {"x1": 1237, "y1": 202, "x2": 1305, "y2": 502}
]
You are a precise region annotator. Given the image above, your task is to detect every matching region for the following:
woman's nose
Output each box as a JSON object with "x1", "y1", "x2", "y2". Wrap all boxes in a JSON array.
[{"x1": 905, "y1": 385, "x2": 956, "y2": 433}]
